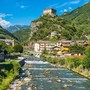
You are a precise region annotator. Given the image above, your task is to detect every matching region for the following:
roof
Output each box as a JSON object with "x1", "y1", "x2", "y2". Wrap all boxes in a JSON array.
[
  {"x1": 0, "y1": 39, "x2": 14, "y2": 42},
  {"x1": 44, "y1": 8, "x2": 56, "y2": 11}
]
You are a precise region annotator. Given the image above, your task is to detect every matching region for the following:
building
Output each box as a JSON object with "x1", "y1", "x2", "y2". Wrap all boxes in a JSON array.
[
  {"x1": 34, "y1": 43, "x2": 40, "y2": 52},
  {"x1": 43, "y1": 8, "x2": 56, "y2": 17},
  {"x1": 53, "y1": 46, "x2": 61, "y2": 51},
  {"x1": 51, "y1": 31, "x2": 58, "y2": 38},
  {"x1": 0, "y1": 39, "x2": 14, "y2": 47},
  {"x1": 34, "y1": 40, "x2": 89, "y2": 54},
  {"x1": 76, "y1": 40, "x2": 89, "y2": 46},
  {"x1": 34, "y1": 41, "x2": 55, "y2": 53},
  {"x1": 60, "y1": 40, "x2": 74, "y2": 47}
]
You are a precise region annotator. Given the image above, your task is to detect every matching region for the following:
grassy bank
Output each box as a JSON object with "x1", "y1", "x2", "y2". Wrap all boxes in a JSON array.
[
  {"x1": 0, "y1": 60, "x2": 21, "y2": 90},
  {"x1": 41, "y1": 54, "x2": 90, "y2": 79},
  {"x1": 71, "y1": 67, "x2": 90, "y2": 79}
]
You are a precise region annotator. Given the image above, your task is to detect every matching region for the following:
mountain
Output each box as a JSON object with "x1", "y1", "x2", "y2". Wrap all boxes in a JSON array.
[
  {"x1": 6, "y1": 25, "x2": 30, "y2": 32},
  {"x1": 13, "y1": 29, "x2": 31, "y2": 44},
  {"x1": 61, "y1": 2, "x2": 90, "y2": 37},
  {"x1": 13, "y1": 3, "x2": 90, "y2": 44},
  {"x1": 0, "y1": 26, "x2": 18, "y2": 40},
  {"x1": 11, "y1": 3, "x2": 90, "y2": 44},
  {"x1": 29, "y1": 15, "x2": 77, "y2": 42}
]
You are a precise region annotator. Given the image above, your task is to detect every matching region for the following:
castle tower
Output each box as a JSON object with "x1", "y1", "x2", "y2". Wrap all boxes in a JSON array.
[{"x1": 43, "y1": 8, "x2": 56, "y2": 17}]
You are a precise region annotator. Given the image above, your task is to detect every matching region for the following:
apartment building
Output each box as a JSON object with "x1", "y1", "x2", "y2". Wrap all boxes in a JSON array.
[{"x1": 34, "y1": 40, "x2": 89, "y2": 53}]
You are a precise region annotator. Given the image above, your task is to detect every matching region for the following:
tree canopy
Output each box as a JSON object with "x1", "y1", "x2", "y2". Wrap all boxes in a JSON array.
[{"x1": 13, "y1": 44, "x2": 23, "y2": 53}]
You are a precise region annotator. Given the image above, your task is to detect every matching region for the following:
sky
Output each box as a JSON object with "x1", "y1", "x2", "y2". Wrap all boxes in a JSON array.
[{"x1": 0, "y1": 0, "x2": 89, "y2": 28}]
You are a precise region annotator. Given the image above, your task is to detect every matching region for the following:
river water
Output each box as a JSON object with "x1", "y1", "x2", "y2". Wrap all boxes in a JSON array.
[{"x1": 20, "y1": 56, "x2": 90, "y2": 90}]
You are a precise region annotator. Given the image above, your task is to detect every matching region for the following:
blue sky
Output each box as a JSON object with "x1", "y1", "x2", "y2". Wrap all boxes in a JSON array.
[{"x1": 0, "y1": 0, "x2": 89, "y2": 28}]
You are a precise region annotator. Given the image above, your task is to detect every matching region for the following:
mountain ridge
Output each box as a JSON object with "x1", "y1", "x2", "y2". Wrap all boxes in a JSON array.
[
  {"x1": 6, "y1": 25, "x2": 30, "y2": 32},
  {"x1": 0, "y1": 26, "x2": 18, "y2": 40},
  {"x1": 13, "y1": 28, "x2": 31, "y2": 44}
]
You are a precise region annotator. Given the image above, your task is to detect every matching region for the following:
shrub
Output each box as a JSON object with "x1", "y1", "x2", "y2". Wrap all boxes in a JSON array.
[
  {"x1": 85, "y1": 45, "x2": 90, "y2": 58},
  {"x1": 14, "y1": 44, "x2": 23, "y2": 53},
  {"x1": 72, "y1": 58, "x2": 81, "y2": 68},
  {"x1": 83, "y1": 58, "x2": 90, "y2": 69},
  {"x1": 66, "y1": 58, "x2": 82, "y2": 68},
  {"x1": 0, "y1": 61, "x2": 21, "y2": 90},
  {"x1": 70, "y1": 43, "x2": 85, "y2": 54},
  {"x1": 59, "y1": 58, "x2": 65, "y2": 65},
  {"x1": 6, "y1": 46, "x2": 14, "y2": 54}
]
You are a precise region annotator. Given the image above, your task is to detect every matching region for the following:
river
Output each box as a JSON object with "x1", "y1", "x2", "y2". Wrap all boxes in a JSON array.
[{"x1": 10, "y1": 56, "x2": 90, "y2": 90}]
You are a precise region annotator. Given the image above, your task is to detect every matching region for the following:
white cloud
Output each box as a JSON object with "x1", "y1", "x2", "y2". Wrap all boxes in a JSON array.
[
  {"x1": 64, "y1": 9, "x2": 67, "y2": 12},
  {"x1": 48, "y1": 3, "x2": 60, "y2": 8},
  {"x1": 60, "y1": 10, "x2": 63, "y2": 12},
  {"x1": 19, "y1": 5, "x2": 28, "y2": 9},
  {"x1": 0, "y1": 13, "x2": 12, "y2": 18},
  {"x1": 56, "y1": 2, "x2": 68, "y2": 9},
  {"x1": 68, "y1": 7, "x2": 72, "y2": 10},
  {"x1": 16, "y1": 3, "x2": 28, "y2": 9},
  {"x1": 0, "y1": 18, "x2": 11, "y2": 28},
  {"x1": 0, "y1": 13, "x2": 12, "y2": 28},
  {"x1": 20, "y1": 5, "x2": 26, "y2": 8},
  {"x1": 70, "y1": 0, "x2": 80, "y2": 4},
  {"x1": 49, "y1": 0, "x2": 82, "y2": 10}
]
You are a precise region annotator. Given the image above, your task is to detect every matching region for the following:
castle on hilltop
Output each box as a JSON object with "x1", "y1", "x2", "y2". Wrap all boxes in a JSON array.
[{"x1": 43, "y1": 8, "x2": 57, "y2": 17}]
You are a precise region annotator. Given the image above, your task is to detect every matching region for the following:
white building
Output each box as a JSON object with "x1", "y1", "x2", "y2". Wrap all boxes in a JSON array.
[
  {"x1": 34, "y1": 41, "x2": 55, "y2": 53},
  {"x1": 34, "y1": 43, "x2": 40, "y2": 52}
]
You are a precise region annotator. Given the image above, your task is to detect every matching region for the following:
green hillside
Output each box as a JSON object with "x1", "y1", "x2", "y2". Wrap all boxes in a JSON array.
[
  {"x1": 13, "y1": 3, "x2": 90, "y2": 44},
  {"x1": 0, "y1": 26, "x2": 18, "y2": 40},
  {"x1": 62, "y1": 2, "x2": 90, "y2": 35},
  {"x1": 29, "y1": 15, "x2": 79, "y2": 42},
  {"x1": 13, "y1": 29, "x2": 31, "y2": 44}
]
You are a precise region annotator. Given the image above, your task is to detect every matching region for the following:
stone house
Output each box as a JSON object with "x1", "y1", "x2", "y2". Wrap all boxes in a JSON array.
[
  {"x1": 0, "y1": 39, "x2": 14, "y2": 47},
  {"x1": 51, "y1": 31, "x2": 58, "y2": 38}
]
